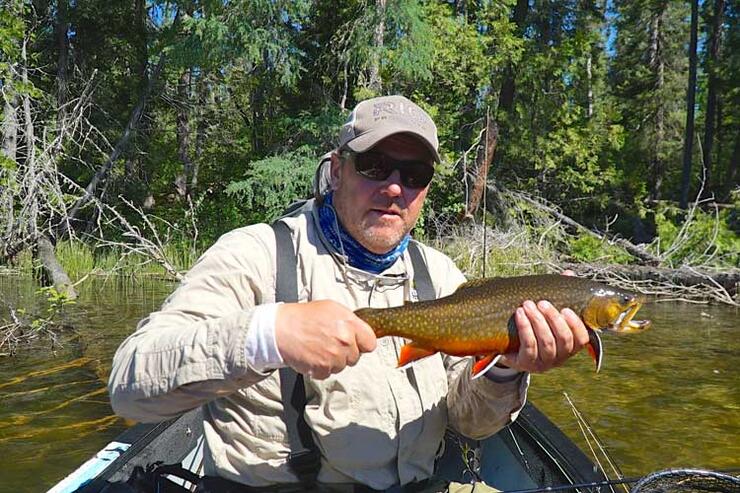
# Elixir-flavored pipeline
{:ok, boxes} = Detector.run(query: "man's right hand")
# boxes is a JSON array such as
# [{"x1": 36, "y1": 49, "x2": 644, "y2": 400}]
[{"x1": 275, "y1": 300, "x2": 377, "y2": 379}]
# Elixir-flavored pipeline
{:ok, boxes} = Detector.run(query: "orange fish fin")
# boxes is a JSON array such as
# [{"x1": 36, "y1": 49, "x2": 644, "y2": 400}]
[
  {"x1": 397, "y1": 343, "x2": 437, "y2": 368},
  {"x1": 586, "y1": 328, "x2": 603, "y2": 373},
  {"x1": 471, "y1": 354, "x2": 502, "y2": 379}
]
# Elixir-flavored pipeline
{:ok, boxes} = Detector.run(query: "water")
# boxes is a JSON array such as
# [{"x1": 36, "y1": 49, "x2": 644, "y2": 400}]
[
  {"x1": 0, "y1": 276, "x2": 737, "y2": 491},
  {"x1": 0, "y1": 276, "x2": 174, "y2": 492},
  {"x1": 529, "y1": 301, "x2": 740, "y2": 478}
]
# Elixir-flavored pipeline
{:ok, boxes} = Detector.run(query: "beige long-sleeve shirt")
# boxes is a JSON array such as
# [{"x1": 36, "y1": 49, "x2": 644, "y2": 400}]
[{"x1": 108, "y1": 202, "x2": 529, "y2": 489}]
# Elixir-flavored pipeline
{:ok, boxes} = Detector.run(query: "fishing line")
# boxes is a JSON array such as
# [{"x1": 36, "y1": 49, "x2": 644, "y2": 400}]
[
  {"x1": 501, "y1": 474, "x2": 640, "y2": 493},
  {"x1": 482, "y1": 106, "x2": 490, "y2": 279},
  {"x1": 564, "y1": 392, "x2": 625, "y2": 493}
]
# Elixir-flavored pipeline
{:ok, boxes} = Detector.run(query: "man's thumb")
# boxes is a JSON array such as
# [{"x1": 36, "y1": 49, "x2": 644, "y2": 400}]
[{"x1": 355, "y1": 322, "x2": 377, "y2": 353}]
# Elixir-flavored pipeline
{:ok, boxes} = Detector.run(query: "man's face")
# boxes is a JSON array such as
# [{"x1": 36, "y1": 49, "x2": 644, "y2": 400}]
[{"x1": 330, "y1": 134, "x2": 433, "y2": 254}]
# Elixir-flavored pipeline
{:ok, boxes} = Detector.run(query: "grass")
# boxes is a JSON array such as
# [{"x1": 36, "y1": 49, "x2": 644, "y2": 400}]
[
  {"x1": 428, "y1": 223, "x2": 561, "y2": 279},
  {"x1": 7, "y1": 240, "x2": 204, "y2": 283}
]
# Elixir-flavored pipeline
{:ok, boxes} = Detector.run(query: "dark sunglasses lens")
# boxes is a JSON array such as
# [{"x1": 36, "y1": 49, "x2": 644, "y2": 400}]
[
  {"x1": 354, "y1": 153, "x2": 392, "y2": 181},
  {"x1": 354, "y1": 153, "x2": 433, "y2": 188},
  {"x1": 402, "y1": 163, "x2": 434, "y2": 188}
]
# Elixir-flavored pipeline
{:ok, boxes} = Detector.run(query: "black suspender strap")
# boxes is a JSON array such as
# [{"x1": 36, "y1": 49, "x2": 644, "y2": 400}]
[
  {"x1": 273, "y1": 221, "x2": 299, "y2": 304},
  {"x1": 408, "y1": 241, "x2": 435, "y2": 302},
  {"x1": 271, "y1": 221, "x2": 321, "y2": 489}
]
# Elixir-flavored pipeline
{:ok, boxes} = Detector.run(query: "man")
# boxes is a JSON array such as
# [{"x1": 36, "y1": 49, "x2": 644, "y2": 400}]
[{"x1": 109, "y1": 95, "x2": 589, "y2": 491}]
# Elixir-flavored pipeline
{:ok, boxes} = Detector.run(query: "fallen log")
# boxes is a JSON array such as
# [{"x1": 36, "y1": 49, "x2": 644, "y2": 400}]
[
  {"x1": 35, "y1": 234, "x2": 77, "y2": 300},
  {"x1": 561, "y1": 262, "x2": 739, "y2": 305},
  {"x1": 498, "y1": 187, "x2": 664, "y2": 266}
]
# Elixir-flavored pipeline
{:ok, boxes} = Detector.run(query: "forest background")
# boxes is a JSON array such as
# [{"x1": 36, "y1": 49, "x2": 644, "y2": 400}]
[{"x1": 0, "y1": 0, "x2": 738, "y2": 316}]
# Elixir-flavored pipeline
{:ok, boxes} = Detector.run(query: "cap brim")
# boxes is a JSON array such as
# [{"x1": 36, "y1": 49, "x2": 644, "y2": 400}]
[{"x1": 345, "y1": 129, "x2": 441, "y2": 163}]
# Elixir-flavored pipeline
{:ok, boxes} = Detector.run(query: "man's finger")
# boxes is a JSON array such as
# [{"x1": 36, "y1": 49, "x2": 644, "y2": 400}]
[
  {"x1": 523, "y1": 300, "x2": 557, "y2": 366},
  {"x1": 537, "y1": 300, "x2": 573, "y2": 362},
  {"x1": 561, "y1": 308, "x2": 590, "y2": 351},
  {"x1": 513, "y1": 306, "x2": 538, "y2": 371}
]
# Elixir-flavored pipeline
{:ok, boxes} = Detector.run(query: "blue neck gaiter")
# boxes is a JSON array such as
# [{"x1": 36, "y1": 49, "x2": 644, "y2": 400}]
[{"x1": 318, "y1": 192, "x2": 410, "y2": 274}]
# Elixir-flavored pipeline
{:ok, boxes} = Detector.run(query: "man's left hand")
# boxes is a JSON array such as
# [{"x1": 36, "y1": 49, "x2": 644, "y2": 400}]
[{"x1": 497, "y1": 270, "x2": 590, "y2": 373}]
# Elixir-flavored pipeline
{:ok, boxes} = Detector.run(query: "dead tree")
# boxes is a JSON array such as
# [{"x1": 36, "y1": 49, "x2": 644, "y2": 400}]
[
  {"x1": 463, "y1": 115, "x2": 499, "y2": 219},
  {"x1": 61, "y1": 51, "x2": 167, "y2": 236}
]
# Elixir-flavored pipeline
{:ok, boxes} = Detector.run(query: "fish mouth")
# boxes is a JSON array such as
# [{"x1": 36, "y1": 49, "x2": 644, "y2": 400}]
[{"x1": 609, "y1": 302, "x2": 651, "y2": 333}]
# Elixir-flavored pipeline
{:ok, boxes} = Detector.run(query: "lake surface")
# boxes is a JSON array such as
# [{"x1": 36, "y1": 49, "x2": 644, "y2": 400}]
[{"x1": 0, "y1": 275, "x2": 737, "y2": 492}]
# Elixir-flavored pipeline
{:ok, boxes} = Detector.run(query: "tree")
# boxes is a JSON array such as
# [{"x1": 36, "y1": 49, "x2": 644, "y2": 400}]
[
  {"x1": 700, "y1": 0, "x2": 726, "y2": 198},
  {"x1": 612, "y1": 0, "x2": 689, "y2": 203},
  {"x1": 679, "y1": 0, "x2": 699, "y2": 209}
]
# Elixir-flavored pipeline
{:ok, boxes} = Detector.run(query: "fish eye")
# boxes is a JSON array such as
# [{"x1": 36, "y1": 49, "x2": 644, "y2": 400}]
[{"x1": 621, "y1": 295, "x2": 632, "y2": 305}]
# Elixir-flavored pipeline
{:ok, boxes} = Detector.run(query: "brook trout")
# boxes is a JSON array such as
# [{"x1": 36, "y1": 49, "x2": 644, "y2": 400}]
[{"x1": 355, "y1": 274, "x2": 651, "y2": 377}]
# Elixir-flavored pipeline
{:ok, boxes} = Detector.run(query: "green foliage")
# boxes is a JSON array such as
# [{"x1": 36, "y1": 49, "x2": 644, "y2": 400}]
[
  {"x1": 651, "y1": 202, "x2": 740, "y2": 268},
  {"x1": 568, "y1": 235, "x2": 633, "y2": 264},
  {"x1": 611, "y1": 0, "x2": 690, "y2": 202},
  {"x1": 225, "y1": 145, "x2": 319, "y2": 223},
  {"x1": 37, "y1": 285, "x2": 76, "y2": 314},
  {"x1": 55, "y1": 239, "x2": 200, "y2": 281},
  {"x1": 2, "y1": 0, "x2": 737, "y2": 283},
  {"x1": 0, "y1": 2, "x2": 24, "y2": 60},
  {"x1": 27, "y1": 285, "x2": 76, "y2": 332}
]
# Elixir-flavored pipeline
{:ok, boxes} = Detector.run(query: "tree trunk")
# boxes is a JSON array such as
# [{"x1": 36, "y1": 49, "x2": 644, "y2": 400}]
[
  {"x1": 497, "y1": 186, "x2": 664, "y2": 266},
  {"x1": 135, "y1": 0, "x2": 148, "y2": 84},
  {"x1": 455, "y1": 0, "x2": 467, "y2": 17},
  {"x1": 648, "y1": 7, "x2": 666, "y2": 201},
  {"x1": 175, "y1": 68, "x2": 193, "y2": 198},
  {"x1": 578, "y1": 0, "x2": 602, "y2": 119},
  {"x1": 21, "y1": 38, "x2": 39, "y2": 234},
  {"x1": 2, "y1": 93, "x2": 18, "y2": 245},
  {"x1": 463, "y1": 117, "x2": 498, "y2": 218},
  {"x1": 680, "y1": 0, "x2": 699, "y2": 209},
  {"x1": 562, "y1": 262, "x2": 739, "y2": 301},
  {"x1": 497, "y1": 0, "x2": 529, "y2": 116},
  {"x1": 2, "y1": 92, "x2": 18, "y2": 161},
  {"x1": 35, "y1": 235, "x2": 77, "y2": 300},
  {"x1": 55, "y1": 0, "x2": 70, "y2": 126},
  {"x1": 192, "y1": 75, "x2": 208, "y2": 193},
  {"x1": 586, "y1": 53, "x2": 593, "y2": 118},
  {"x1": 701, "y1": 0, "x2": 725, "y2": 198},
  {"x1": 367, "y1": 0, "x2": 386, "y2": 94}
]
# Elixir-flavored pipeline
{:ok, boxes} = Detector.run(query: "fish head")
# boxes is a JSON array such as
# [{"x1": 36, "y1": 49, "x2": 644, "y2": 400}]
[{"x1": 582, "y1": 288, "x2": 652, "y2": 334}]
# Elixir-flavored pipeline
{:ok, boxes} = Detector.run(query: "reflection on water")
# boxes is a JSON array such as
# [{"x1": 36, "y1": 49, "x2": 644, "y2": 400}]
[
  {"x1": 0, "y1": 276, "x2": 174, "y2": 492},
  {"x1": 529, "y1": 301, "x2": 740, "y2": 477},
  {"x1": 0, "y1": 276, "x2": 737, "y2": 491}
]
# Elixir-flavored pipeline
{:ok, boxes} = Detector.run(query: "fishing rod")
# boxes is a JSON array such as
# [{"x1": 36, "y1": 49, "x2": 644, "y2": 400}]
[{"x1": 500, "y1": 468, "x2": 740, "y2": 493}]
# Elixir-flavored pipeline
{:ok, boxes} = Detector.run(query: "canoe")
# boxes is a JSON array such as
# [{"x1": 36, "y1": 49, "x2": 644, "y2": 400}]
[{"x1": 48, "y1": 402, "x2": 608, "y2": 493}]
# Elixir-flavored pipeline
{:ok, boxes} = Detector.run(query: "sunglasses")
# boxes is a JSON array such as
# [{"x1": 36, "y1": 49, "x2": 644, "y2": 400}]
[{"x1": 351, "y1": 151, "x2": 435, "y2": 189}]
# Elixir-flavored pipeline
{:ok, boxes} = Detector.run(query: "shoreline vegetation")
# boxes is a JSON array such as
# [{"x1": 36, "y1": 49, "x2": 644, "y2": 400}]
[
  {"x1": 1, "y1": 186, "x2": 737, "y2": 357},
  {"x1": 1, "y1": 1, "x2": 738, "y2": 355}
]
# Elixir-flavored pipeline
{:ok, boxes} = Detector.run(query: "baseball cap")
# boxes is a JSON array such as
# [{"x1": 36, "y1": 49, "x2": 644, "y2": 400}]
[{"x1": 338, "y1": 95, "x2": 441, "y2": 162}]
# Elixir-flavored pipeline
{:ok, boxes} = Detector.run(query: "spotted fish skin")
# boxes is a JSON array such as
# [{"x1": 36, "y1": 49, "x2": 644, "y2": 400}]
[{"x1": 354, "y1": 274, "x2": 646, "y2": 363}]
